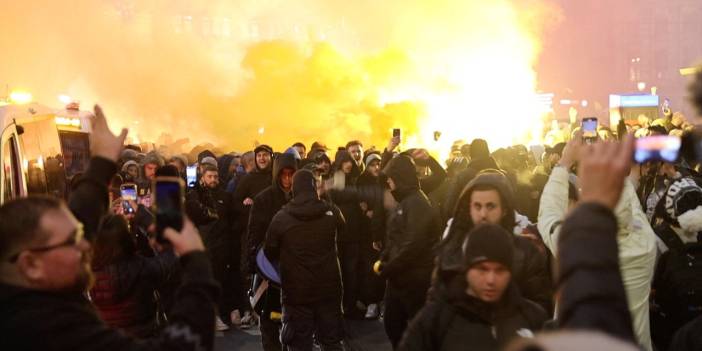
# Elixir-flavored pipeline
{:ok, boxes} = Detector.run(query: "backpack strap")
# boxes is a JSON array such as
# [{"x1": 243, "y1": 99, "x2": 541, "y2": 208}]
[{"x1": 655, "y1": 224, "x2": 685, "y2": 251}]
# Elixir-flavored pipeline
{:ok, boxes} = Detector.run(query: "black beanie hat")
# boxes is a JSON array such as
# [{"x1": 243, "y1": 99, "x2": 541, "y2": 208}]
[{"x1": 463, "y1": 224, "x2": 514, "y2": 271}]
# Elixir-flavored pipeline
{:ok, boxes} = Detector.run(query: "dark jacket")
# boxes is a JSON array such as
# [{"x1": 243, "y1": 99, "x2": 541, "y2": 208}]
[
  {"x1": 1, "y1": 156, "x2": 220, "y2": 351},
  {"x1": 557, "y1": 203, "x2": 636, "y2": 343},
  {"x1": 90, "y1": 251, "x2": 178, "y2": 338},
  {"x1": 232, "y1": 161, "x2": 272, "y2": 236},
  {"x1": 381, "y1": 156, "x2": 441, "y2": 288},
  {"x1": 380, "y1": 150, "x2": 448, "y2": 196},
  {"x1": 264, "y1": 170, "x2": 345, "y2": 305},
  {"x1": 357, "y1": 170, "x2": 386, "y2": 243},
  {"x1": 246, "y1": 153, "x2": 297, "y2": 273},
  {"x1": 435, "y1": 172, "x2": 553, "y2": 312},
  {"x1": 185, "y1": 184, "x2": 235, "y2": 252},
  {"x1": 669, "y1": 314, "x2": 702, "y2": 351},
  {"x1": 331, "y1": 150, "x2": 363, "y2": 243},
  {"x1": 399, "y1": 278, "x2": 547, "y2": 351}
]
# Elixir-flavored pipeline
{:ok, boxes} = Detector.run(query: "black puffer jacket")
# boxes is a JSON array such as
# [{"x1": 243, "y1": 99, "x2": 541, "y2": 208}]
[
  {"x1": 399, "y1": 278, "x2": 547, "y2": 351},
  {"x1": 232, "y1": 158, "x2": 273, "y2": 236},
  {"x1": 185, "y1": 184, "x2": 235, "y2": 252},
  {"x1": 264, "y1": 170, "x2": 345, "y2": 305},
  {"x1": 435, "y1": 172, "x2": 553, "y2": 312},
  {"x1": 381, "y1": 156, "x2": 441, "y2": 288},
  {"x1": 246, "y1": 153, "x2": 297, "y2": 273}
]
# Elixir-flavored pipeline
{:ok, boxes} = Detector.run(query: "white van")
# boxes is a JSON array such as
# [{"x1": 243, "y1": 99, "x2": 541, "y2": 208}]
[{"x1": 0, "y1": 102, "x2": 92, "y2": 204}]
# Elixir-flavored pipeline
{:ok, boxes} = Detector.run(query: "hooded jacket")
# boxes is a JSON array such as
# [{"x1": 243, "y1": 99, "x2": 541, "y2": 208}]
[
  {"x1": 232, "y1": 149, "x2": 273, "y2": 216},
  {"x1": 399, "y1": 277, "x2": 547, "y2": 351},
  {"x1": 538, "y1": 166, "x2": 656, "y2": 350},
  {"x1": 264, "y1": 170, "x2": 345, "y2": 305},
  {"x1": 381, "y1": 156, "x2": 441, "y2": 287},
  {"x1": 246, "y1": 153, "x2": 298, "y2": 273},
  {"x1": 185, "y1": 180, "x2": 236, "y2": 252},
  {"x1": 331, "y1": 150, "x2": 364, "y2": 243},
  {"x1": 437, "y1": 172, "x2": 553, "y2": 312}
]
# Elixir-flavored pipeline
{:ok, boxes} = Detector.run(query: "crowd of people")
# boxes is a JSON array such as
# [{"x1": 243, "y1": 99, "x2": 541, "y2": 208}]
[{"x1": 2, "y1": 71, "x2": 702, "y2": 351}]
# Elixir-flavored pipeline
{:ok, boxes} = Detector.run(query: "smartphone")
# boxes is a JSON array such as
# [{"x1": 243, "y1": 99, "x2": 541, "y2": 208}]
[
  {"x1": 120, "y1": 183, "x2": 137, "y2": 214},
  {"x1": 186, "y1": 165, "x2": 197, "y2": 189},
  {"x1": 582, "y1": 117, "x2": 598, "y2": 142},
  {"x1": 634, "y1": 135, "x2": 681, "y2": 163},
  {"x1": 152, "y1": 177, "x2": 185, "y2": 243},
  {"x1": 393, "y1": 128, "x2": 401, "y2": 138}
]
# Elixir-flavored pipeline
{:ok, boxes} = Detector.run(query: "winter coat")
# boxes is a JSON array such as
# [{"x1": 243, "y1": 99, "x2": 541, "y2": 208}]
[
  {"x1": 232, "y1": 162, "x2": 273, "y2": 237},
  {"x1": 381, "y1": 156, "x2": 442, "y2": 290},
  {"x1": 669, "y1": 314, "x2": 702, "y2": 351},
  {"x1": 399, "y1": 279, "x2": 547, "y2": 351},
  {"x1": 437, "y1": 173, "x2": 553, "y2": 313},
  {"x1": 538, "y1": 166, "x2": 656, "y2": 350},
  {"x1": 90, "y1": 252, "x2": 178, "y2": 338},
  {"x1": 246, "y1": 153, "x2": 297, "y2": 273},
  {"x1": 185, "y1": 184, "x2": 235, "y2": 253},
  {"x1": 264, "y1": 171, "x2": 345, "y2": 305}
]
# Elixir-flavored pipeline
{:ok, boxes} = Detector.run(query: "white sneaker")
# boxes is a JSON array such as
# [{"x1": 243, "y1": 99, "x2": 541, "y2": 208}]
[
  {"x1": 365, "y1": 304, "x2": 379, "y2": 319},
  {"x1": 215, "y1": 316, "x2": 230, "y2": 331},
  {"x1": 239, "y1": 311, "x2": 258, "y2": 330}
]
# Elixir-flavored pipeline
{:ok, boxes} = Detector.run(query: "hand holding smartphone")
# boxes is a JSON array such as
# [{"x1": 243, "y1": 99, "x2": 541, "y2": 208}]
[
  {"x1": 120, "y1": 183, "x2": 137, "y2": 214},
  {"x1": 634, "y1": 135, "x2": 681, "y2": 163},
  {"x1": 152, "y1": 177, "x2": 185, "y2": 244},
  {"x1": 582, "y1": 117, "x2": 598, "y2": 144}
]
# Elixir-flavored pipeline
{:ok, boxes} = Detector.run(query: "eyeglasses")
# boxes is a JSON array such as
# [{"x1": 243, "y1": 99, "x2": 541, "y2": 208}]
[{"x1": 8, "y1": 224, "x2": 85, "y2": 263}]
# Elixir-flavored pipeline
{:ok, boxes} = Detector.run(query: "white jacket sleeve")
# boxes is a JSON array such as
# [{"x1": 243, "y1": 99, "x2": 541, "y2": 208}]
[{"x1": 537, "y1": 166, "x2": 570, "y2": 255}]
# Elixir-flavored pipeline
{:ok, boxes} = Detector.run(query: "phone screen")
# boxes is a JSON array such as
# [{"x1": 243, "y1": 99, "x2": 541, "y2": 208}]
[
  {"x1": 154, "y1": 178, "x2": 184, "y2": 242},
  {"x1": 634, "y1": 135, "x2": 681, "y2": 163},
  {"x1": 120, "y1": 184, "x2": 138, "y2": 201},
  {"x1": 186, "y1": 165, "x2": 197, "y2": 188},
  {"x1": 582, "y1": 118, "x2": 598, "y2": 139}
]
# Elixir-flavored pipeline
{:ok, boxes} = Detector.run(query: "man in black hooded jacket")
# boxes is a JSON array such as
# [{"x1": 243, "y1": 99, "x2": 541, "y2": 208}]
[
  {"x1": 376, "y1": 155, "x2": 442, "y2": 349},
  {"x1": 247, "y1": 152, "x2": 297, "y2": 351},
  {"x1": 443, "y1": 138, "x2": 499, "y2": 217},
  {"x1": 264, "y1": 169, "x2": 346, "y2": 351},
  {"x1": 435, "y1": 171, "x2": 553, "y2": 313}
]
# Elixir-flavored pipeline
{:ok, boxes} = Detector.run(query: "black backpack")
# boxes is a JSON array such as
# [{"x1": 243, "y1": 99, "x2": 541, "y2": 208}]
[{"x1": 654, "y1": 225, "x2": 702, "y2": 322}]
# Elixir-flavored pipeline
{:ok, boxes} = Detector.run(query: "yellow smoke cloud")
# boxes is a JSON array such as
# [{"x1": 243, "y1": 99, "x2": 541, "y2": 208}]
[{"x1": 0, "y1": 0, "x2": 561, "y2": 158}]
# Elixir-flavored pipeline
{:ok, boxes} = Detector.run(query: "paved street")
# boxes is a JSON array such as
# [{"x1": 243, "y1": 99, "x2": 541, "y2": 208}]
[{"x1": 215, "y1": 319, "x2": 393, "y2": 351}]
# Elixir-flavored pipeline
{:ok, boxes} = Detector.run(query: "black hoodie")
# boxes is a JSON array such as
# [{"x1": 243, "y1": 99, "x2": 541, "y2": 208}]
[
  {"x1": 434, "y1": 172, "x2": 553, "y2": 312},
  {"x1": 381, "y1": 156, "x2": 442, "y2": 288},
  {"x1": 245, "y1": 153, "x2": 297, "y2": 273},
  {"x1": 264, "y1": 170, "x2": 345, "y2": 305}
]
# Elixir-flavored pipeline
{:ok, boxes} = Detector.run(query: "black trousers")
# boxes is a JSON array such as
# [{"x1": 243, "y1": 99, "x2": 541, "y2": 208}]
[
  {"x1": 260, "y1": 311, "x2": 282, "y2": 351},
  {"x1": 337, "y1": 241, "x2": 360, "y2": 314},
  {"x1": 383, "y1": 280, "x2": 430, "y2": 349},
  {"x1": 281, "y1": 298, "x2": 344, "y2": 351}
]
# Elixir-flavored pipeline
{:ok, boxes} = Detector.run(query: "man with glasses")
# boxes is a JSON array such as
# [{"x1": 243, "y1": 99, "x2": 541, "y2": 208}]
[{"x1": 0, "y1": 105, "x2": 219, "y2": 351}]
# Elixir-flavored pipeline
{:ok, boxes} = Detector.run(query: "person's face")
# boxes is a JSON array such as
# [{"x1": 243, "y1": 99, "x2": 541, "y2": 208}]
[
  {"x1": 294, "y1": 146, "x2": 306, "y2": 160},
  {"x1": 279, "y1": 168, "x2": 294, "y2": 192},
  {"x1": 466, "y1": 261, "x2": 511, "y2": 303},
  {"x1": 144, "y1": 163, "x2": 158, "y2": 180},
  {"x1": 201, "y1": 171, "x2": 219, "y2": 189},
  {"x1": 368, "y1": 160, "x2": 381, "y2": 177},
  {"x1": 319, "y1": 160, "x2": 331, "y2": 175},
  {"x1": 341, "y1": 161, "x2": 353, "y2": 174},
  {"x1": 256, "y1": 152, "x2": 271, "y2": 170},
  {"x1": 348, "y1": 145, "x2": 363, "y2": 162},
  {"x1": 126, "y1": 165, "x2": 139, "y2": 179},
  {"x1": 469, "y1": 189, "x2": 505, "y2": 226},
  {"x1": 15, "y1": 208, "x2": 92, "y2": 293}
]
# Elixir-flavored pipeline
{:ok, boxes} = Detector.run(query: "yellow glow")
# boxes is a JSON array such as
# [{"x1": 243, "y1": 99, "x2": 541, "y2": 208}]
[
  {"x1": 9, "y1": 91, "x2": 33, "y2": 104},
  {"x1": 58, "y1": 94, "x2": 72, "y2": 104},
  {"x1": 55, "y1": 116, "x2": 81, "y2": 128}
]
